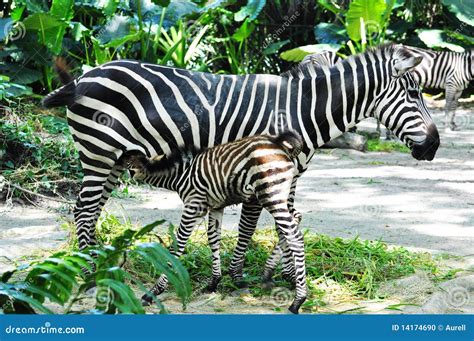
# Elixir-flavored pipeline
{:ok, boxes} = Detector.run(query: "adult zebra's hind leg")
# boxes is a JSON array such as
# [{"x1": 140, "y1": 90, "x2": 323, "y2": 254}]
[{"x1": 206, "y1": 208, "x2": 224, "y2": 292}]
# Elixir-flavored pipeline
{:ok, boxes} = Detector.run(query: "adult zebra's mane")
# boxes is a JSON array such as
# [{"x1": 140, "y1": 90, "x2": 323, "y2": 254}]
[{"x1": 280, "y1": 43, "x2": 410, "y2": 79}]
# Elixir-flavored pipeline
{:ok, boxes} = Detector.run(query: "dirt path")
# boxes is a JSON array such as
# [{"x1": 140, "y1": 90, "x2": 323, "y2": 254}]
[{"x1": 1, "y1": 98, "x2": 473, "y2": 314}]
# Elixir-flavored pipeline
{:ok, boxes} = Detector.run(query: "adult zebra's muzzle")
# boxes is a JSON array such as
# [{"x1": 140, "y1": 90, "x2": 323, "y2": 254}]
[{"x1": 411, "y1": 123, "x2": 440, "y2": 161}]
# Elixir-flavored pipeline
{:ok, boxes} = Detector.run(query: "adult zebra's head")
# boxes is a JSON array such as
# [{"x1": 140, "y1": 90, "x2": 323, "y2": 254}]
[{"x1": 374, "y1": 46, "x2": 439, "y2": 161}]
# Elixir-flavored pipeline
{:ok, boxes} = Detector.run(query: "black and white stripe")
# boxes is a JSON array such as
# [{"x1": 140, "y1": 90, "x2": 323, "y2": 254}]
[
  {"x1": 122, "y1": 131, "x2": 306, "y2": 313},
  {"x1": 42, "y1": 44, "x2": 439, "y2": 293}
]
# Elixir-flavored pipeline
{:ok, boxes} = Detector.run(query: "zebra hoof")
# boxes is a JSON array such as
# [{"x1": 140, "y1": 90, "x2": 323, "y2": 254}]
[
  {"x1": 288, "y1": 296, "x2": 306, "y2": 315},
  {"x1": 261, "y1": 280, "x2": 274, "y2": 291},
  {"x1": 206, "y1": 277, "x2": 221, "y2": 293},
  {"x1": 141, "y1": 293, "x2": 154, "y2": 306}
]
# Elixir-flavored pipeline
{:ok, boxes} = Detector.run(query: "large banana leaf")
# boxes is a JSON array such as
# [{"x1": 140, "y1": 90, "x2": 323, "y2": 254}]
[{"x1": 345, "y1": 0, "x2": 386, "y2": 42}]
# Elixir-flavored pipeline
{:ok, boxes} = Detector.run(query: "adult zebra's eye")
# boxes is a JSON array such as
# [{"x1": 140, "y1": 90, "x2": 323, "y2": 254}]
[{"x1": 407, "y1": 89, "x2": 419, "y2": 97}]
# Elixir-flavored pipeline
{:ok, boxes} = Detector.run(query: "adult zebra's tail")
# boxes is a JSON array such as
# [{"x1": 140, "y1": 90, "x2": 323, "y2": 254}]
[
  {"x1": 272, "y1": 131, "x2": 303, "y2": 158},
  {"x1": 42, "y1": 58, "x2": 77, "y2": 108}
]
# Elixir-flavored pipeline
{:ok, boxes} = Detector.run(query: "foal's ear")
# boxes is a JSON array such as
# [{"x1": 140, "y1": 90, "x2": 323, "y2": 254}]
[{"x1": 393, "y1": 56, "x2": 423, "y2": 77}]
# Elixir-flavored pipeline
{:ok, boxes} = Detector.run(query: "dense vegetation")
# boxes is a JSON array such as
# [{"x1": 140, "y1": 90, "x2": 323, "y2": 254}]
[
  {"x1": 0, "y1": 0, "x2": 471, "y2": 314},
  {"x1": 0, "y1": 0, "x2": 472, "y2": 98},
  {"x1": 2, "y1": 213, "x2": 444, "y2": 314}
]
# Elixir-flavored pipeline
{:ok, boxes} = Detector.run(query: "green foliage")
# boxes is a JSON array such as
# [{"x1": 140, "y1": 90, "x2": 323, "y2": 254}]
[
  {"x1": 280, "y1": 44, "x2": 340, "y2": 62},
  {"x1": 139, "y1": 228, "x2": 439, "y2": 308},
  {"x1": 345, "y1": 0, "x2": 387, "y2": 42},
  {"x1": 367, "y1": 138, "x2": 410, "y2": 153},
  {"x1": 234, "y1": 0, "x2": 266, "y2": 22},
  {"x1": 417, "y1": 29, "x2": 467, "y2": 52},
  {"x1": 0, "y1": 219, "x2": 191, "y2": 314},
  {"x1": 442, "y1": 0, "x2": 474, "y2": 26},
  {"x1": 0, "y1": 100, "x2": 81, "y2": 197}
]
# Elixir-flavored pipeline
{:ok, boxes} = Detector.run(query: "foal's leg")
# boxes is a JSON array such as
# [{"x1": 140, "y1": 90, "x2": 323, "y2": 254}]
[
  {"x1": 228, "y1": 202, "x2": 262, "y2": 287},
  {"x1": 265, "y1": 203, "x2": 307, "y2": 314},
  {"x1": 206, "y1": 208, "x2": 224, "y2": 292},
  {"x1": 262, "y1": 176, "x2": 302, "y2": 284},
  {"x1": 142, "y1": 201, "x2": 207, "y2": 304}
]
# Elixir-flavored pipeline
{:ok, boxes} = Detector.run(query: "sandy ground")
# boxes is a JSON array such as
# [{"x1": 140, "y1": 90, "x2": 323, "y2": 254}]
[{"x1": 1, "y1": 98, "x2": 473, "y2": 314}]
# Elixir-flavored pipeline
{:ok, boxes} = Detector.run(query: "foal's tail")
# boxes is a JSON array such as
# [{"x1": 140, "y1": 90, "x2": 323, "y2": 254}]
[
  {"x1": 273, "y1": 130, "x2": 304, "y2": 158},
  {"x1": 42, "y1": 58, "x2": 77, "y2": 108}
]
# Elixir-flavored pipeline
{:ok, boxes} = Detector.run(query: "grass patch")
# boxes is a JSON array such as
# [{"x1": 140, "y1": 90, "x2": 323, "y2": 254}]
[
  {"x1": 0, "y1": 100, "x2": 81, "y2": 199},
  {"x1": 61, "y1": 213, "x2": 440, "y2": 312},
  {"x1": 367, "y1": 138, "x2": 410, "y2": 153}
]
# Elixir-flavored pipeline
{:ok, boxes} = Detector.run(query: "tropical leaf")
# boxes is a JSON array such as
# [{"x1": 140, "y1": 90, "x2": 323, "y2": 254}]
[
  {"x1": 442, "y1": 0, "x2": 474, "y2": 26},
  {"x1": 280, "y1": 44, "x2": 341, "y2": 62},
  {"x1": 23, "y1": 13, "x2": 62, "y2": 30},
  {"x1": 134, "y1": 219, "x2": 166, "y2": 240},
  {"x1": 232, "y1": 19, "x2": 255, "y2": 42},
  {"x1": 234, "y1": 0, "x2": 266, "y2": 22},
  {"x1": 345, "y1": 0, "x2": 387, "y2": 42},
  {"x1": 417, "y1": 29, "x2": 465, "y2": 52},
  {"x1": 0, "y1": 18, "x2": 13, "y2": 41},
  {"x1": 98, "y1": 278, "x2": 145, "y2": 314},
  {"x1": 318, "y1": 0, "x2": 341, "y2": 15},
  {"x1": 263, "y1": 39, "x2": 290, "y2": 55},
  {"x1": 151, "y1": 0, "x2": 171, "y2": 6},
  {"x1": 314, "y1": 22, "x2": 348, "y2": 44}
]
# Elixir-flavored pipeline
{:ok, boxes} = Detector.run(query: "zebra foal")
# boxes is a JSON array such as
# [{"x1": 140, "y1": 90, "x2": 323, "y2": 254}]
[{"x1": 122, "y1": 131, "x2": 307, "y2": 314}]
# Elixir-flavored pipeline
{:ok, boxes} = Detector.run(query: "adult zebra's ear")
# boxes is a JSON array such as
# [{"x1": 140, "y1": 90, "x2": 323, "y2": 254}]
[{"x1": 393, "y1": 56, "x2": 423, "y2": 77}]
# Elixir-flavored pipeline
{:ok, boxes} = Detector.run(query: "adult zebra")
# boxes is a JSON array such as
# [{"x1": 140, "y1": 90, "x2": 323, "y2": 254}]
[
  {"x1": 407, "y1": 47, "x2": 473, "y2": 130},
  {"x1": 43, "y1": 44, "x2": 440, "y2": 302}
]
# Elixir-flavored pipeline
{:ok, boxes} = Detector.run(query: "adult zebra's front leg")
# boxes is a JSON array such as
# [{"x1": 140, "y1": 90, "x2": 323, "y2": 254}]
[{"x1": 142, "y1": 201, "x2": 207, "y2": 305}]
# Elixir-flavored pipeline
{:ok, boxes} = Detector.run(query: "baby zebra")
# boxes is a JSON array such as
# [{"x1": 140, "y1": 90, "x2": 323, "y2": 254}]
[{"x1": 122, "y1": 131, "x2": 306, "y2": 313}]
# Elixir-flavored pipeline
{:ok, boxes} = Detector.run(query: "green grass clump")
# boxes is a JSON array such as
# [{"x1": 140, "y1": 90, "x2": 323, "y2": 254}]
[
  {"x1": 367, "y1": 138, "x2": 410, "y2": 153},
  {"x1": 0, "y1": 100, "x2": 81, "y2": 197},
  {"x1": 59, "y1": 214, "x2": 439, "y2": 312}
]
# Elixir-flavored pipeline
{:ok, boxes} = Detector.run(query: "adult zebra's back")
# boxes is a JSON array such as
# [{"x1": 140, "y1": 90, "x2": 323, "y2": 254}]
[
  {"x1": 43, "y1": 44, "x2": 439, "y2": 256},
  {"x1": 406, "y1": 46, "x2": 473, "y2": 130}
]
